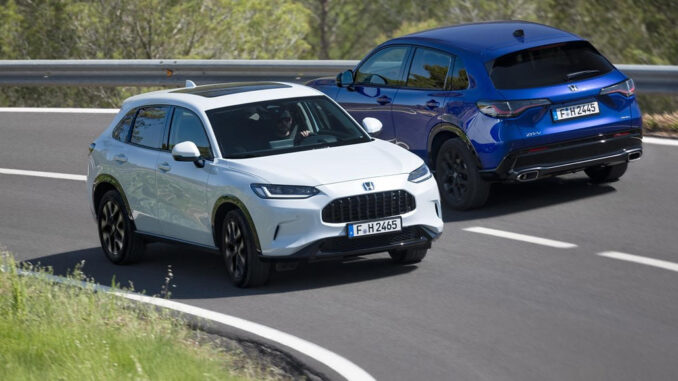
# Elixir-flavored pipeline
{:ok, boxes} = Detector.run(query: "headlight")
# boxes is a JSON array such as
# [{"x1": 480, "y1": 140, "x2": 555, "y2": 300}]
[
  {"x1": 408, "y1": 164, "x2": 432, "y2": 183},
  {"x1": 251, "y1": 184, "x2": 319, "y2": 199}
]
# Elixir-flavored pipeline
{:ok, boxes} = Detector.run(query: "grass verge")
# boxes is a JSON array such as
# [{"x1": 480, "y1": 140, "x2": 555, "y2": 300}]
[
  {"x1": 643, "y1": 111, "x2": 678, "y2": 137},
  {"x1": 0, "y1": 251, "x2": 283, "y2": 381}
]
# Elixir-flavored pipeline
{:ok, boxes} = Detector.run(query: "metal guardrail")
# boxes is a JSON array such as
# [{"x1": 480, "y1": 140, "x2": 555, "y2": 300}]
[
  {"x1": 0, "y1": 60, "x2": 676, "y2": 93},
  {"x1": 0, "y1": 60, "x2": 358, "y2": 87}
]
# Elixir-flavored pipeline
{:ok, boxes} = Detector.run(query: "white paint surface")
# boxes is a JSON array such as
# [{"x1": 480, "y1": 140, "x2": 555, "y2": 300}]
[
  {"x1": 0, "y1": 168, "x2": 86, "y2": 181},
  {"x1": 464, "y1": 227, "x2": 578, "y2": 249},
  {"x1": 598, "y1": 251, "x2": 678, "y2": 273}
]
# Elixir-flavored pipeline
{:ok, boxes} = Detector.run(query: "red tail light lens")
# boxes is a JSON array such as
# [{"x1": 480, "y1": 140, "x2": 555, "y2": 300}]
[
  {"x1": 600, "y1": 79, "x2": 635, "y2": 97},
  {"x1": 477, "y1": 99, "x2": 551, "y2": 118}
]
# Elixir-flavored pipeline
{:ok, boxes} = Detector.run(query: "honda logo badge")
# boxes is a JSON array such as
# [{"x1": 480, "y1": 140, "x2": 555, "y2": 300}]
[
  {"x1": 568, "y1": 84, "x2": 578, "y2": 92},
  {"x1": 362, "y1": 182, "x2": 375, "y2": 191}
]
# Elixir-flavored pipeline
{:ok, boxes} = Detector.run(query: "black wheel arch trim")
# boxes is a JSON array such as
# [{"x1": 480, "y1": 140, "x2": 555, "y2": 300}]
[
  {"x1": 427, "y1": 123, "x2": 482, "y2": 169},
  {"x1": 211, "y1": 196, "x2": 262, "y2": 253},
  {"x1": 93, "y1": 174, "x2": 133, "y2": 220}
]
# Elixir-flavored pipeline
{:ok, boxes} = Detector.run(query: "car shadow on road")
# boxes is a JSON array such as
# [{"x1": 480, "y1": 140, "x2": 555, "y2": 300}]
[
  {"x1": 442, "y1": 175, "x2": 617, "y2": 222},
  {"x1": 23, "y1": 244, "x2": 416, "y2": 299}
]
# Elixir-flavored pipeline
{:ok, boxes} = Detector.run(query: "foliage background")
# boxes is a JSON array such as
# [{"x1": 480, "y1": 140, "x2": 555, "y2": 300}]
[{"x1": 0, "y1": 0, "x2": 677, "y2": 109}]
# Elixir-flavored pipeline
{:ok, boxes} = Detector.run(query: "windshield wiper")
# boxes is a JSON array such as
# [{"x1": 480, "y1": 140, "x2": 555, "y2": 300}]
[
  {"x1": 225, "y1": 152, "x2": 259, "y2": 159},
  {"x1": 565, "y1": 69, "x2": 600, "y2": 80}
]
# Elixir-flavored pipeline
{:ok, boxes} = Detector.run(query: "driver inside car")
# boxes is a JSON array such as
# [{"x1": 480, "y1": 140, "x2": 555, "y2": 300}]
[{"x1": 271, "y1": 109, "x2": 312, "y2": 141}]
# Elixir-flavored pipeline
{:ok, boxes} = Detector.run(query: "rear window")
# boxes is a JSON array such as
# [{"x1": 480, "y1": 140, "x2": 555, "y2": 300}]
[{"x1": 488, "y1": 41, "x2": 614, "y2": 89}]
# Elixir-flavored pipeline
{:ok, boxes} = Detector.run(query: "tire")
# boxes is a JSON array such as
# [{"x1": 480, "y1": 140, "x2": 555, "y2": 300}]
[
  {"x1": 585, "y1": 162, "x2": 628, "y2": 184},
  {"x1": 435, "y1": 139, "x2": 490, "y2": 210},
  {"x1": 221, "y1": 210, "x2": 271, "y2": 288},
  {"x1": 97, "y1": 190, "x2": 145, "y2": 264},
  {"x1": 388, "y1": 247, "x2": 428, "y2": 264}
]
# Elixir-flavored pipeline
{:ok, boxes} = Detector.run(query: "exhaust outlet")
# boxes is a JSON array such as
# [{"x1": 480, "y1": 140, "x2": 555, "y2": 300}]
[
  {"x1": 628, "y1": 151, "x2": 642, "y2": 161},
  {"x1": 516, "y1": 170, "x2": 539, "y2": 182}
]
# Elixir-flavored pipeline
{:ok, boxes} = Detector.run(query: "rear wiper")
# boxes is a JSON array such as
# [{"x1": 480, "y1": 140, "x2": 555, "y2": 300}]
[{"x1": 565, "y1": 69, "x2": 600, "y2": 80}]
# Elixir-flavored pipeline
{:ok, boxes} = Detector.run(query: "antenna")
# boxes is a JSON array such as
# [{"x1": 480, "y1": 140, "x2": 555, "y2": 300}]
[
  {"x1": 513, "y1": 29, "x2": 524, "y2": 38},
  {"x1": 185, "y1": 80, "x2": 197, "y2": 88}
]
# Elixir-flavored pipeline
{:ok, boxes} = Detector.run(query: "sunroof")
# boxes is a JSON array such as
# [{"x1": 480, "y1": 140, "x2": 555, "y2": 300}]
[{"x1": 172, "y1": 82, "x2": 291, "y2": 98}]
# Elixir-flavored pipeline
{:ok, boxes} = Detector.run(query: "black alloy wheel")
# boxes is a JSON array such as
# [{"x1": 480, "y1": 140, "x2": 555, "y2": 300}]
[
  {"x1": 97, "y1": 190, "x2": 144, "y2": 264},
  {"x1": 435, "y1": 139, "x2": 490, "y2": 210},
  {"x1": 221, "y1": 210, "x2": 270, "y2": 288}
]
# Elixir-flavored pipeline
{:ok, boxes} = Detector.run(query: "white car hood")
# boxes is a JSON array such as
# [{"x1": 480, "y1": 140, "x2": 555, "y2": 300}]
[{"x1": 224, "y1": 139, "x2": 422, "y2": 186}]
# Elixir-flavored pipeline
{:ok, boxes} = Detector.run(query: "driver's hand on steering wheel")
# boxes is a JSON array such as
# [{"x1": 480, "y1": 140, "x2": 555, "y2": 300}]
[{"x1": 300, "y1": 130, "x2": 312, "y2": 137}]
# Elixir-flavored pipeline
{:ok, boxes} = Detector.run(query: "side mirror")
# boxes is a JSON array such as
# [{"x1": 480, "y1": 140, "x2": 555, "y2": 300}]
[
  {"x1": 172, "y1": 141, "x2": 203, "y2": 167},
  {"x1": 336, "y1": 69, "x2": 354, "y2": 88},
  {"x1": 362, "y1": 117, "x2": 382, "y2": 136}
]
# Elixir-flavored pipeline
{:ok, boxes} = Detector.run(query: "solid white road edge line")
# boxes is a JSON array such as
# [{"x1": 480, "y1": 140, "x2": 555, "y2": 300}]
[
  {"x1": 0, "y1": 107, "x2": 119, "y2": 113},
  {"x1": 0, "y1": 168, "x2": 86, "y2": 182},
  {"x1": 12, "y1": 269, "x2": 376, "y2": 381},
  {"x1": 597, "y1": 251, "x2": 678, "y2": 273},
  {"x1": 643, "y1": 137, "x2": 678, "y2": 147},
  {"x1": 464, "y1": 227, "x2": 578, "y2": 249}
]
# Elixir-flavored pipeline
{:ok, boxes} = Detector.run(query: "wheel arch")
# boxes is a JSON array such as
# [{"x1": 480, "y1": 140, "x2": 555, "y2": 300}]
[
  {"x1": 93, "y1": 174, "x2": 133, "y2": 221},
  {"x1": 427, "y1": 123, "x2": 482, "y2": 170},
  {"x1": 211, "y1": 196, "x2": 262, "y2": 253}
]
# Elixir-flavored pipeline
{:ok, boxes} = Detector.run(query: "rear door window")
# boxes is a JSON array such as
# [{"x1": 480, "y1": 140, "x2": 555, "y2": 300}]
[
  {"x1": 355, "y1": 46, "x2": 409, "y2": 87},
  {"x1": 406, "y1": 48, "x2": 452, "y2": 90},
  {"x1": 130, "y1": 106, "x2": 171, "y2": 149},
  {"x1": 488, "y1": 41, "x2": 614, "y2": 89}
]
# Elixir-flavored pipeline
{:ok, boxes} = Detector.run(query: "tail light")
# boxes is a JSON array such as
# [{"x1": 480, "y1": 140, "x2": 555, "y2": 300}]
[
  {"x1": 477, "y1": 99, "x2": 551, "y2": 118},
  {"x1": 600, "y1": 79, "x2": 635, "y2": 97}
]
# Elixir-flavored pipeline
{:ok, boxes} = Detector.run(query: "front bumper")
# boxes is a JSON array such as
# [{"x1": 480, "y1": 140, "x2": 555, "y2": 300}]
[
  {"x1": 479, "y1": 131, "x2": 642, "y2": 182},
  {"x1": 247, "y1": 174, "x2": 444, "y2": 258},
  {"x1": 261, "y1": 225, "x2": 441, "y2": 262}
]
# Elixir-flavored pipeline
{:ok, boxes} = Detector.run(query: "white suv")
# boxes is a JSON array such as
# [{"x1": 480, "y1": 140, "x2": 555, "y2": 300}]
[{"x1": 87, "y1": 82, "x2": 443, "y2": 287}]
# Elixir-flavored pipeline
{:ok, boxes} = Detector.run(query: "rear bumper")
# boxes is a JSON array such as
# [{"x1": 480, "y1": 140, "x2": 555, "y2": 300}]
[
  {"x1": 260, "y1": 225, "x2": 440, "y2": 262},
  {"x1": 480, "y1": 131, "x2": 642, "y2": 182}
]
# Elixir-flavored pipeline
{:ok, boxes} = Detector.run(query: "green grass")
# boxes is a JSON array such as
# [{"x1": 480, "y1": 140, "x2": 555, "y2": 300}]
[{"x1": 0, "y1": 253, "x2": 251, "y2": 381}]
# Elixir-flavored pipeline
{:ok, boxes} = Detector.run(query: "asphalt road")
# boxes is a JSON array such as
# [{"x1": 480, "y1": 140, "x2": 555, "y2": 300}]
[{"x1": 2, "y1": 111, "x2": 678, "y2": 380}]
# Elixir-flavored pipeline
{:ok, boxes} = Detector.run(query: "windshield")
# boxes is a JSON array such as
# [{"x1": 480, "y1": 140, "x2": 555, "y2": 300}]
[
  {"x1": 206, "y1": 96, "x2": 371, "y2": 158},
  {"x1": 488, "y1": 41, "x2": 615, "y2": 89}
]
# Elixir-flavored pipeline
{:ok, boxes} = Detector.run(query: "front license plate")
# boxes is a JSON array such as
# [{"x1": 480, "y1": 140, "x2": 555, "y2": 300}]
[
  {"x1": 347, "y1": 217, "x2": 402, "y2": 238},
  {"x1": 552, "y1": 101, "x2": 599, "y2": 121}
]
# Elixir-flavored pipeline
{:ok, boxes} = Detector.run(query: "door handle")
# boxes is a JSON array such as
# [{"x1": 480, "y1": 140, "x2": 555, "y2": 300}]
[
  {"x1": 158, "y1": 162, "x2": 171, "y2": 172},
  {"x1": 113, "y1": 154, "x2": 127, "y2": 164},
  {"x1": 426, "y1": 100, "x2": 440, "y2": 109},
  {"x1": 376, "y1": 96, "x2": 391, "y2": 105}
]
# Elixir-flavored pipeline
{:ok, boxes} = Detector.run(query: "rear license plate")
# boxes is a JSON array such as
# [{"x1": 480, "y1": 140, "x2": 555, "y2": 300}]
[
  {"x1": 347, "y1": 217, "x2": 402, "y2": 238},
  {"x1": 552, "y1": 101, "x2": 599, "y2": 121}
]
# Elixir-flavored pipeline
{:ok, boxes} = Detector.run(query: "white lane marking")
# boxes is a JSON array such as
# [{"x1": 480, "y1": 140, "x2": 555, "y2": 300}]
[
  {"x1": 0, "y1": 168, "x2": 86, "y2": 182},
  {"x1": 643, "y1": 137, "x2": 678, "y2": 147},
  {"x1": 12, "y1": 269, "x2": 375, "y2": 381},
  {"x1": 598, "y1": 251, "x2": 678, "y2": 273},
  {"x1": 0, "y1": 107, "x2": 119, "y2": 114},
  {"x1": 463, "y1": 226, "x2": 578, "y2": 249}
]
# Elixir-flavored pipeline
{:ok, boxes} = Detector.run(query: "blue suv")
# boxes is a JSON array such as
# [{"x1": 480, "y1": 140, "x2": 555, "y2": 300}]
[{"x1": 308, "y1": 21, "x2": 642, "y2": 209}]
